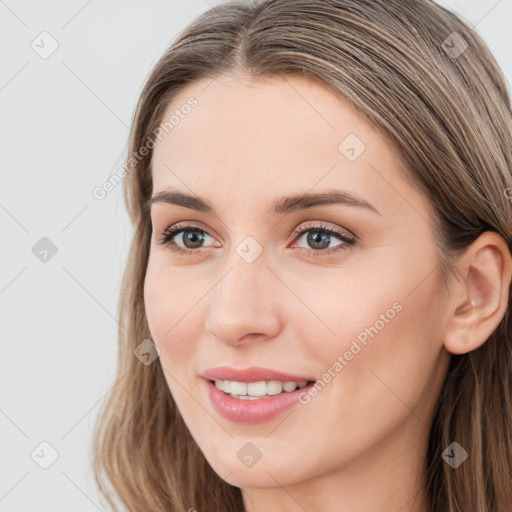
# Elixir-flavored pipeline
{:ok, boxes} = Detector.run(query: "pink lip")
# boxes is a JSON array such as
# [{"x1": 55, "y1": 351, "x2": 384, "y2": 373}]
[
  {"x1": 201, "y1": 366, "x2": 316, "y2": 383},
  {"x1": 201, "y1": 366, "x2": 317, "y2": 423},
  {"x1": 204, "y1": 379, "x2": 316, "y2": 423}
]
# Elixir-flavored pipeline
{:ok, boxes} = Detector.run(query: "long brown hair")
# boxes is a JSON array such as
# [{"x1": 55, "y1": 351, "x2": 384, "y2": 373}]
[{"x1": 91, "y1": 1, "x2": 512, "y2": 510}]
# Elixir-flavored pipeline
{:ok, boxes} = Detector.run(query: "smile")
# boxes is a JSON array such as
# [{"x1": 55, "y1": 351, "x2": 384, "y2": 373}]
[{"x1": 204, "y1": 378, "x2": 316, "y2": 422}]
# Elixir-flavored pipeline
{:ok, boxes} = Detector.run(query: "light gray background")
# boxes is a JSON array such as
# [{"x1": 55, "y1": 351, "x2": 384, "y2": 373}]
[{"x1": 1, "y1": 1, "x2": 510, "y2": 510}]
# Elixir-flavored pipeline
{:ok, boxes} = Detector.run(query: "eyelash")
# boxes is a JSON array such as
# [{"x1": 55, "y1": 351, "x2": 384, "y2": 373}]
[{"x1": 157, "y1": 222, "x2": 356, "y2": 258}]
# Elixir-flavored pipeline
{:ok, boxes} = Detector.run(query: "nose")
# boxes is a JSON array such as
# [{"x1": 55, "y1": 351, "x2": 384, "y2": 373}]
[{"x1": 204, "y1": 252, "x2": 283, "y2": 347}]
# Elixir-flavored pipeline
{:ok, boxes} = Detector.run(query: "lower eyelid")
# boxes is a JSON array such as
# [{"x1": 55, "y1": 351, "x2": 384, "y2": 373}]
[{"x1": 160, "y1": 224, "x2": 355, "y2": 253}]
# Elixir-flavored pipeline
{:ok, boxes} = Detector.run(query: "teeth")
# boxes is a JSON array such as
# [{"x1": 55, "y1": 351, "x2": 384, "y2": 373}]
[
  {"x1": 267, "y1": 381, "x2": 283, "y2": 395},
  {"x1": 248, "y1": 381, "x2": 268, "y2": 396},
  {"x1": 283, "y1": 381, "x2": 299, "y2": 392},
  {"x1": 230, "y1": 381, "x2": 247, "y2": 395},
  {"x1": 214, "y1": 379, "x2": 308, "y2": 397}
]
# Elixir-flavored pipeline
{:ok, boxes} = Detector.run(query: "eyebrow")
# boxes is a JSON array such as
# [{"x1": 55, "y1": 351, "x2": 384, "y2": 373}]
[{"x1": 149, "y1": 189, "x2": 381, "y2": 216}]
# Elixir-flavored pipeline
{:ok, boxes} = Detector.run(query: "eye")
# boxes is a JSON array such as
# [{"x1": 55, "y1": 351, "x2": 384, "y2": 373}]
[
  {"x1": 158, "y1": 222, "x2": 356, "y2": 257},
  {"x1": 290, "y1": 222, "x2": 356, "y2": 257},
  {"x1": 158, "y1": 223, "x2": 217, "y2": 255}
]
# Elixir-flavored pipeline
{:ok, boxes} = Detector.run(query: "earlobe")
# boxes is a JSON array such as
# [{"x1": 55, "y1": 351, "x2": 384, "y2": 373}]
[{"x1": 443, "y1": 233, "x2": 512, "y2": 355}]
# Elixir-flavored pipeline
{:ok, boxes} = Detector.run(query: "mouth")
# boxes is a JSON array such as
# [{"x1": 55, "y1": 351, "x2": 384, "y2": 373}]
[{"x1": 204, "y1": 377, "x2": 317, "y2": 423}]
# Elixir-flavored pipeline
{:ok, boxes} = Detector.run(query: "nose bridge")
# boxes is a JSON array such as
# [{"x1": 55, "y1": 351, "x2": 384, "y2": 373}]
[{"x1": 204, "y1": 247, "x2": 281, "y2": 345}]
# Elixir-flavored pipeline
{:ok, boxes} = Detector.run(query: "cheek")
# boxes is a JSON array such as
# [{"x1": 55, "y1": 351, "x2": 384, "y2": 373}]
[
  {"x1": 323, "y1": 276, "x2": 444, "y2": 424},
  {"x1": 143, "y1": 258, "x2": 204, "y2": 363},
  {"x1": 144, "y1": 265, "x2": 206, "y2": 415},
  {"x1": 285, "y1": 263, "x2": 405, "y2": 353},
  {"x1": 302, "y1": 255, "x2": 442, "y2": 396}
]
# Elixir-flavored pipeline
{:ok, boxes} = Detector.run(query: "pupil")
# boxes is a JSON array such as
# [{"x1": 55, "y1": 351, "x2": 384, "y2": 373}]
[
  {"x1": 184, "y1": 231, "x2": 204, "y2": 248},
  {"x1": 308, "y1": 231, "x2": 330, "y2": 249}
]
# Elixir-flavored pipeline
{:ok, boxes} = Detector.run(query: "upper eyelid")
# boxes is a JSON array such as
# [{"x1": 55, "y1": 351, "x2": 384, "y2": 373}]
[
  {"x1": 164, "y1": 220, "x2": 349, "y2": 235},
  {"x1": 293, "y1": 221, "x2": 353, "y2": 235},
  {"x1": 162, "y1": 221, "x2": 354, "y2": 246}
]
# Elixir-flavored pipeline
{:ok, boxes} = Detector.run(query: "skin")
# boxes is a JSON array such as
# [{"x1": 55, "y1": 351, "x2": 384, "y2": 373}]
[{"x1": 144, "y1": 73, "x2": 512, "y2": 512}]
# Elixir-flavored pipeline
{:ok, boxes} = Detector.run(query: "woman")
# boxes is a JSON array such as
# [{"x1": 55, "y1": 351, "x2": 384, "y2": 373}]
[{"x1": 92, "y1": 1, "x2": 512, "y2": 510}]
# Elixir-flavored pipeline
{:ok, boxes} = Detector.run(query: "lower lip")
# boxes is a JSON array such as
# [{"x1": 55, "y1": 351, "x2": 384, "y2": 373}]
[{"x1": 205, "y1": 378, "x2": 315, "y2": 423}]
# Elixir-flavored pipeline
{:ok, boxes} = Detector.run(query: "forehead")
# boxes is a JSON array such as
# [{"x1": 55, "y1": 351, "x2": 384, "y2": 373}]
[
  {"x1": 150, "y1": 74, "x2": 420, "y2": 220},
  {"x1": 152, "y1": 74, "x2": 373, "y2": 167}
]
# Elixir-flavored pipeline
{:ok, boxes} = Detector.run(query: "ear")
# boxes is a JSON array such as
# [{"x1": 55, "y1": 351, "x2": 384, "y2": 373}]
[{"x1": 443, "y1": 231, "x2": 512, "y2": 355}]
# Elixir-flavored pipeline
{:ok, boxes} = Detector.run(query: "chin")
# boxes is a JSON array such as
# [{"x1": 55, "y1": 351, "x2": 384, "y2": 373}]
[
  {"x1": 203, "y1": 448, "x2": 309, "y2": 489},
  {"x1": 215, "y1": 465, "x2": 292, "y2": 489}
]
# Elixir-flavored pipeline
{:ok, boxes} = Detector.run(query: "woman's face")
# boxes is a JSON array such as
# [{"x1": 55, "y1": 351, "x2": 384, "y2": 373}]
[{"x1": 145, "y1": 74, "x2": 452, "y2": 493}]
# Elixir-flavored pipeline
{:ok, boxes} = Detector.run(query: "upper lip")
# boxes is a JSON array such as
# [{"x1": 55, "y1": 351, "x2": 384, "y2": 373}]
[{"x1": 201, "y1": 366, "x2": 316, "y2": 383}]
